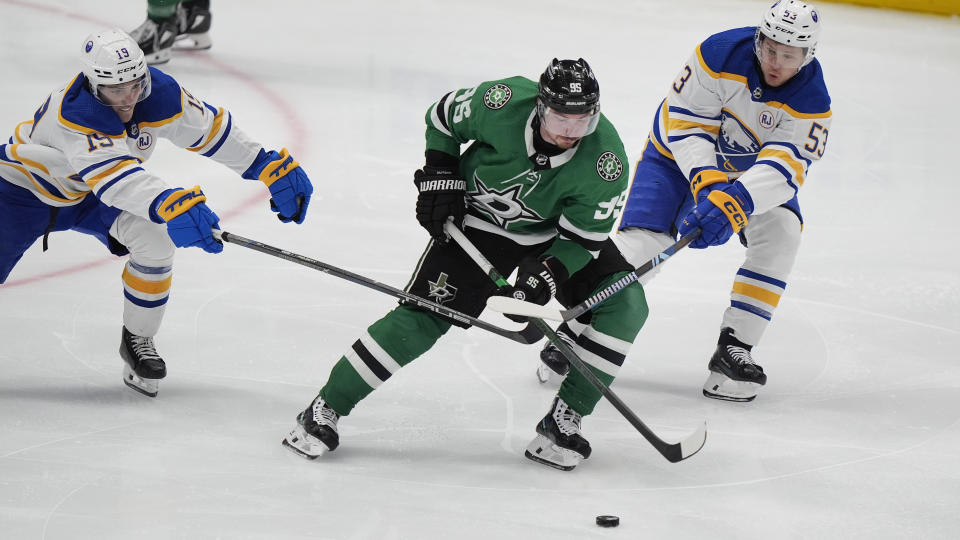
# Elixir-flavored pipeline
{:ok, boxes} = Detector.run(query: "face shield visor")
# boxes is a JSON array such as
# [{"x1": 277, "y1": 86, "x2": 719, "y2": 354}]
[
  {"x1": 537, "y1": 101, "x2": 601, "y2": 139},
  {"x1": 755, "y1": 34, "x2": 807, "y2": 72},
  {"x1": 95, "y1": 71, "x2": 152, "y2": 106}
]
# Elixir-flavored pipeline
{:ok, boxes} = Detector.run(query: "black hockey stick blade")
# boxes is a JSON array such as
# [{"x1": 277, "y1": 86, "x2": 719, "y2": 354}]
[{"x1": 215, "y1": 230, "x2": 543, "y2": 345}]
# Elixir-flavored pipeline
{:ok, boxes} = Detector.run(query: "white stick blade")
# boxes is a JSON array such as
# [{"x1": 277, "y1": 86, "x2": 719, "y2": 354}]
[
  {"x1": 679, "y1": 421, "x2": 708, "y2": 459},
  {"x1": 485, "y1": 296, "x2": 564, "y2": 322}
]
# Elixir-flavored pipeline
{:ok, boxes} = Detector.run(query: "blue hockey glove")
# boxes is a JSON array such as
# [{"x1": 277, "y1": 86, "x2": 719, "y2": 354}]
[
  {"x1": 499, "y1": 256, "x2": 568, "y2": 323},
  {"x1": 151, "y1": 186, "x2": 223, "y2": 253},
  {"x1": 244, "y1": 148, "x2": 313, "y2": 224},
  {"x1": 678, "y1": 182, "x2": 753, "y2": 249},
  {"x1": 413, "y1": 166, "x2": 466, "y2": 243},
  {"x1": 690, "y1": 168, "x2": 730, "y2": 204}
]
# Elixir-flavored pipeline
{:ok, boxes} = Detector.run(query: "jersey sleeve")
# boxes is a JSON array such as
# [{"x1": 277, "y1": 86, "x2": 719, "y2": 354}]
[
  {"x1": 737, "y1": 106, "x2": 831, "y2": 214},
  {"x1": 662, "y1": 43, "x2": 725, "y2": 181},
  {"x1": 165, "y1": 86, "x2": 262, "y2": 175},
  {"x1": 423, "y1": 82, "x2": 491, "y2": 158},
  {"x1": 545, "y1": 135, "x2": 630, "y2": 276}
]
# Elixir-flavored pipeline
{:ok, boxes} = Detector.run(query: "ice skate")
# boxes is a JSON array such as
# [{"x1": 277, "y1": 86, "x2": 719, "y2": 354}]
[
  {"x1": 702, "y1": 328, "x2": 767, "y2": 402},
  {"x1": 128, "y1": 16, "x2": 177, "y2": 65},
  {"x1": 524, "y1": 397, "x2": 591, "y2": 471},
  {"x1": 536, "y1": 330, "x2": 573, "y2": 385},
  {"x1": 282, "y1": 395, "x2": 340, "y2": 460},
  {"x1": 173, "y1": 1, "x2": 212, "y2": 50},
  {"x1": 120, "y1": 327, "x2": 166, "y2": 398}
]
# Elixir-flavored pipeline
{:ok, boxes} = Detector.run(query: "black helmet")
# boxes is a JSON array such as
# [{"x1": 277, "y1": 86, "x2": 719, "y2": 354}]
[{"x1": 538, "y1": 58, "x2": 600, "y2": 115}]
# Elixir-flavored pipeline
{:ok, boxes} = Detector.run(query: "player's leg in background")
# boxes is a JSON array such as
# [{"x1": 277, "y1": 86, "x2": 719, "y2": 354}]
[
  {"x1": 128, "y1": 0, "x2": 181, "y2": 65},
  {"x1": 104, "y1": 210, "x2": 176, "y2": 397},
  {"x1": 526, "y1": 274, "x2": 648, "y2": 471},
  {"x1": 702, "y1": 206, "x2": 802, "y2": 402},
  {"x1": 174, "y1": 0, "x2": 212, "y2": 51}
]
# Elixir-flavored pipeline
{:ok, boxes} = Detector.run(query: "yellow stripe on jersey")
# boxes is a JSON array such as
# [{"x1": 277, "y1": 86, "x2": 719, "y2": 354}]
[
  {"x1": 666, "y1": 118, "x2": 721, "y2": 135},
  {"x1": 732, "y1": 282, "x2": 782, "y2": 307},
  {"x1": 8, "y1": 144, "x2": 51, "y2": 175},
  {"x1": 0, "y1": 161, "x2": 81, "y2": 204},
  {"x1": 13, "y1": 121, "x2": 32, "y2": 143},
  {"x1": 122, "y1": 267, "x2": 172, "y2": 295},
  {"x1": 758, "y1": 148, "x2": 806, "y2": 185},
  {"x1": 188, "y1": 107, "x2": 225, "y2": 153},
  {"x1": 84, "y1": 158, "x2": 141, "y2": 189},
  {"x1": 696, "y1": 45, "x2": 748, "y2": 85},
  {"x1": 777, "y1": 102, "x2": 832, "y2": 120}
]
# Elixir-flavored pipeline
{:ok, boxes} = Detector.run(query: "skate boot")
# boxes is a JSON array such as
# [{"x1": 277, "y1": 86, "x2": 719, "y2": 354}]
[
  {"x1": 536, "y1": 329, "x2": 573, "y2": 384},
  {"x1": 128, "y1": 15, "x2": 178, "y2": 65},
  {"x1": 120, "y1": 327, "x2": 166, "y2": 397},
  {"x1": 525, "y1": 397, "x2": 591, "y2": 471},
  {"x1": 282, "y1": 395, "x2": 340, "y2": 460},
  {"x1": 174, "y1": 0, "x2": 212, "y2": 50},
  {"x1": 702, "y1": 328, "x2": 767, "y2": 402}
]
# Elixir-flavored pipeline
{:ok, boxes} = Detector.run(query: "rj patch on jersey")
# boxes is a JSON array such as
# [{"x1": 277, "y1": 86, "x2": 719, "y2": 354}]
[
  {"x1": 483, "y1": 84, "x2": 512, "y2": 110},
  {"x1": 596, "y1": 152, "x2": 623, "y2": 181}
]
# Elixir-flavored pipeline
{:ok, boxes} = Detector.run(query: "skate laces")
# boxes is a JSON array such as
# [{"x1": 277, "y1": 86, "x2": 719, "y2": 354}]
[
  {"x1": 552, "y1": 399, "x2": 582, "y2": 436},
  {"x1": 312, "y1": 399, "x2": 340, "y2": 429},
  {"x1": 725, "y1": 345, "x2": 755, "y2": 367},
  {"x1": 128, "y1": 334, "x2": 161, "y2": 361}
]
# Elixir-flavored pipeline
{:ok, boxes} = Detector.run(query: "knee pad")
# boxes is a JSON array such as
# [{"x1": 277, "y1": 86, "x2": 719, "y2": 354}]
[
  {"x1": 612, "y1": 228, "x2": 674, "y2": 285},
  {"x1": 111, "y1": 211, "x2": 175, "y2": 265}
]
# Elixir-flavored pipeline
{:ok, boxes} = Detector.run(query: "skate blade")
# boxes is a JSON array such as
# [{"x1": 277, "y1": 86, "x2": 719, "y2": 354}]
[
  {"x1": 122, "y1": 365, "x2": 159, "y2": 398},
  {"x1": 281, "y1": 426, "x2": 329, "y2": 460},
  {"x1": 524, "y1": 435, "x2": 581, "y2": 471},
  {"x1": 144, "y1": 49, "x2": 172, "y2": 65},
  {"x1": 535, "y1": 362, "x2": 565, "y2": 386},
  {"x1": 173, "y1": 33, "x2": 212, "y2": 50},
  {"x1": 702, "y1": 372, "x2": 759, "y2": 402}
]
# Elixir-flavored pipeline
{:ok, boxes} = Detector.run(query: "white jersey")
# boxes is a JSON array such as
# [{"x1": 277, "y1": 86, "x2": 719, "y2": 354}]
[
  {"x1": 2, "y1": 66, "x2": 262, "y2": 220},
  {"x1": 648, "y1": 26, "x2": 832, "y2": 215}
]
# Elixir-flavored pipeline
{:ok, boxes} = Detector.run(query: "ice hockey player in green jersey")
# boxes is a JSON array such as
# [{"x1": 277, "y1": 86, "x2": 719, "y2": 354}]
[{"x1": 282, "y1": 58, "x2": 649, "y2": 471}]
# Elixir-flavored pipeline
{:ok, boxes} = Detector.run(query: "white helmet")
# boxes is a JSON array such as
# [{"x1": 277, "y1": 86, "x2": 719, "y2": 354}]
[
  {"x1": 755, "y1": 1, "x2": 822, "y2": 67},
  {"x1": 80, "y1": 28, "x2": 151, "y2": 102}
]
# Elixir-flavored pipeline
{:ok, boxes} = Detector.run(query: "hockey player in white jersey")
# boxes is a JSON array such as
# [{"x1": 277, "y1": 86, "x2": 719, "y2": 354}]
[
  {"x1": 0, "y1": 28, "x2": 313, "y2": 397},
  {"x1": 539, "y1": 1, "x2": 831, "y2": 402}
]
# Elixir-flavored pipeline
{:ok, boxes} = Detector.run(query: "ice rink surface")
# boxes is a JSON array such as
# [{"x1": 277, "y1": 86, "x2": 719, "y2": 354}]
[{"x1": 1, "y1": 0, "x2": 959, "y2": 538}]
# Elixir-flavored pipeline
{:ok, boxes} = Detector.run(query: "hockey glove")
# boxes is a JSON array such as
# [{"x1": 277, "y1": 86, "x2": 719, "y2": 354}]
[
  {"x1": 679, "y1": 181, "x2": 753, "y2": 249},
  {"x1": 500, "y1": 255, "x2": 569, "y2": 323},
  {"x1": 413, "y1": 166, "x2": 466, "y2": 243},
  {"x1": 244, "y1": 148, "x2": 313, "y2": 224},
  {"x1": 690, "y1": 168, "x2": 729, "y2": 204},
  {"x1": 151, "y1": 186, "x2": 223, "y2": 253}
]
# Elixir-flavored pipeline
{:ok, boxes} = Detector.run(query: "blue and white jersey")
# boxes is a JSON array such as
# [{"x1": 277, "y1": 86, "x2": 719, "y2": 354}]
[
  {"x1": 2, "y1": 66, "x2": 261, "y2": 219},
  {"x1": 648, "y1": 26, "x2": 832, "y2": 214}
]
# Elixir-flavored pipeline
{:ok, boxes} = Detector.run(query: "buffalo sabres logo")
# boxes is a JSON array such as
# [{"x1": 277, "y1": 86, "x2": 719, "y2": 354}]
[
  {"x1": 596, "y1": 152, "x2": 623, "y2": 181},
  {"x1": 483, "y1": 84, "x2": 512, "y2": 110},
  {"x1": 427, "y1": 272, "x2": 458, "y2": 304},
  {"x1": 136, "y1": 130, "x2": 154, "y2": 151},
  {"x1": 469, "y1": 173, "x2": 542, "y2": 227}
]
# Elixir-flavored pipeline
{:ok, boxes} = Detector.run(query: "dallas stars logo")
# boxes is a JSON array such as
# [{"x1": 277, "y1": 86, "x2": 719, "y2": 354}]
[
  {"x1": 596, "y1": 152, "x2": 623, "y2": 182},
  {"x1": 483, "y1": 84, "x2": 512, "y2": 110},
  {"x1": 468, "y1": 173, "x2": 543, "y2": 228},
  {"x1": 428, "y1": 272, "x2": 458, "y2": 304}
]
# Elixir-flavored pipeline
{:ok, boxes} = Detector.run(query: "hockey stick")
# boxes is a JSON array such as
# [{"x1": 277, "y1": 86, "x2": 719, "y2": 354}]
[
  {"x1": 214, "y1": 230, "x2": 543, "y2": 345},
  {"x1": 444, "y1": 222, "x2": 706, "y2": 463},
  {"x1": 486, "y1": 230, "x2": 700, "y2": 322}
]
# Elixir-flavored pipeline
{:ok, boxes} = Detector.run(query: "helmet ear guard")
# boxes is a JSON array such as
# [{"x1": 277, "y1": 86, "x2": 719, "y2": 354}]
[
  {"x1": 755, "y1": 0, "x2": 822, "y2": 67},
  {"x1": 80, "y1": 28, "x2": 152, "y2": 103}
]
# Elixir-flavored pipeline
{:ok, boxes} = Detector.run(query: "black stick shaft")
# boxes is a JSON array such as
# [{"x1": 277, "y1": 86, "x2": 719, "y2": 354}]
[{"x1": 217, "y1": 230, "x2": 542, "y2": 345}]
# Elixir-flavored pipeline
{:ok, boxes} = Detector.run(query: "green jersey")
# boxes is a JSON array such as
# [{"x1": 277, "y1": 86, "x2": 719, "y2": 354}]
[{"x1": 424, "y1": 76, "x2": 629, "y2": 277}]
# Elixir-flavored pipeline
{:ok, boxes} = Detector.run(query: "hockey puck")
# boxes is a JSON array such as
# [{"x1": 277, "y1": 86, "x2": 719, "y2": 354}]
[{"x1": 596, "y1": 515, "x2": 620, "y2": 527}]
